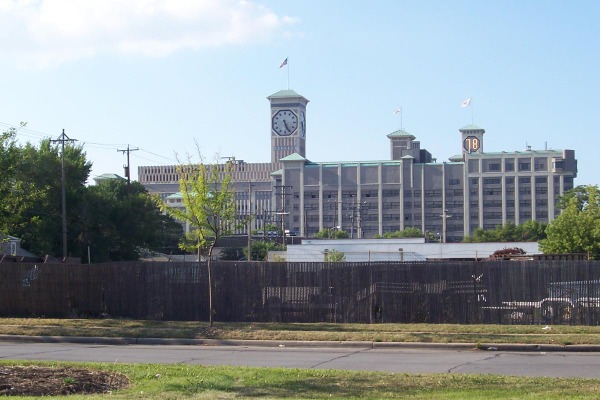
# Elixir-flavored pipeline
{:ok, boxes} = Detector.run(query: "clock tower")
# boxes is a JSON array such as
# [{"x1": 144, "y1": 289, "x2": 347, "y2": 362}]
[
  {"x1": 267, "y1": 90, "x2": 309, "y2": 163},
  {"x1": 460, "y1": 124, "x2": 485, "y2": 158}
]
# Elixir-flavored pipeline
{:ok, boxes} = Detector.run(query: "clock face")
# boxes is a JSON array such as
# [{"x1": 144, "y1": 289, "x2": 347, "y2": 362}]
[
  {"x1": 299, "y1": 111, "x2": 306, "y2": 137},
  {"x1": 272, "y1": 109, "x2": 298, "y2": 136},
  {"x1": 463, "y1": 135, "x2": 480, "y2": 152}
]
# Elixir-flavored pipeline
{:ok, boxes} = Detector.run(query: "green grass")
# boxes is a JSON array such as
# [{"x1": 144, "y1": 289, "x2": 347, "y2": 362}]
[
  {"x1": 2, "y1": 318, "x2": 600, "y2": 345},
  {"x1": 3, "y1": 359, "x2": 600, "y2": 399}
]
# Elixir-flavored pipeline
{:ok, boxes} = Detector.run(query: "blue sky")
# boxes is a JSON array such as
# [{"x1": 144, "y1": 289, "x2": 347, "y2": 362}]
[{"x1": 1, "y1": 1, "x2": 598, "y2": 186}]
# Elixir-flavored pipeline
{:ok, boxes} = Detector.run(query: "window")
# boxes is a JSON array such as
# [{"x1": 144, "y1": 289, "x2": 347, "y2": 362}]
[
  {"x1": 535, "y1": 176, "x2": 547, "y2": 184},
  {"x1": 471, "y1": 178, "x2": 479, "y2": 185},
  {"x1": 506, "y1": 177, "x2": 515, "y2": 184},
  {"x1": 536, "y1": 187, "x2": 548, "y2": 194},
  {"x1": 553, "y1": 160, "x2": 565, "y2": 170},
  {"x1": 483, "y1": 178, "x2": 501, "y2": 185},
  {"x1": 519, "y1": 162, "x2": 531, "y2": 171},
  {"x1": 505, "y1": 162, "x2": 515, "y2": 171},
  {"x1": 485, "y1": 188, "x2": 502, "y2": 195},
  {"x1": 449, "y1": 179, "x2": 460, "y2": 185},
  {"x1": 519, "y1": 177, "x2": 531, "y2": 184},
  {"x1": 488, "y1": 163, "x2": 501, "y2": 171}
]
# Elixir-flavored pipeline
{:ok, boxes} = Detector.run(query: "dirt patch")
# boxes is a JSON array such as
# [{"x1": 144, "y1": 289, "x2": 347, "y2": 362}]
[{"x1": 0, "y1": 365, "x2": 130, "y2": 396}]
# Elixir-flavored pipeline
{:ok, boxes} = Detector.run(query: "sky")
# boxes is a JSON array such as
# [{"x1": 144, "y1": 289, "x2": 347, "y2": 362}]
[{"x1": 1, "y1": 0, "x2": 598, "y2": 186}]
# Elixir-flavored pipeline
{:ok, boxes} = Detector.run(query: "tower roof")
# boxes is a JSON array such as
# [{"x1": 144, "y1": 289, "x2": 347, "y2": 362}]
[
  {"x1": 459, "y1": 124, "x2": 485, "y2": 132},
  {"x1": 267, "y1": 90, "x2": 309, "y2": 103},
  {"x1": 386, "y1": 129, "x2": 416, "y2": 140}
]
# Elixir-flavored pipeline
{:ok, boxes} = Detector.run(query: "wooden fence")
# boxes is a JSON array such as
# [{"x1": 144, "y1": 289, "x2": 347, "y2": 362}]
[{"x1": 1, "y1": 260, "x2": 600, "y2": 325}]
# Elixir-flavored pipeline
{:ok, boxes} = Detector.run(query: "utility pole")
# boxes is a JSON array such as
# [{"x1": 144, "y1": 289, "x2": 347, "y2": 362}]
[
  {"x1": 51, "y1": 129, "x2": 77, "y2": 261},
  {"x1": 274, "y1": 185, "x2": 292, "y2": 245},
  {"x1": 117, "y1": 145, "x2": 139, "y2": 192},
  {"x1": 439, "y1": 209, "x2": 453, "y2": 244},
  {"x1": 246, "y1": 181, "x2": 255, "y2": 261}
]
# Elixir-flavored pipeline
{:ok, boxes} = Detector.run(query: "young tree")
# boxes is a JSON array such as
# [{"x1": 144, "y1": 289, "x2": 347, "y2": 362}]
[
  {"x1": 325, "y1": 249, "x2": 346, "y2": 262},
  {"x1": 540, "y1": 185, "x2": 600, "y2": 258},
  {"x1": 159, "y1": 151, "x2": 237, "y2": 326}
]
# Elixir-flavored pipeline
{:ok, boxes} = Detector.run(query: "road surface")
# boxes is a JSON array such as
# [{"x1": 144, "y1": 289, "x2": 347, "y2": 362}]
[{"x1": 1, "y1": 341, "x2": 600, "y2": 378}]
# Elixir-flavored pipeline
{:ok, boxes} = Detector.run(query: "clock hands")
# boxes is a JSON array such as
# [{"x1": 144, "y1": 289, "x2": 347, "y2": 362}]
[{"x1": 283, "y1": 120, "x2": 291, "y2": 133}]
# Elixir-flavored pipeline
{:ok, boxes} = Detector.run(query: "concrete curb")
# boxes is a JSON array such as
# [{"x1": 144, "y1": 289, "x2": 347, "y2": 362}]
[{"x1": 2, "y1": 335, "x2": 600, "y2": 352}]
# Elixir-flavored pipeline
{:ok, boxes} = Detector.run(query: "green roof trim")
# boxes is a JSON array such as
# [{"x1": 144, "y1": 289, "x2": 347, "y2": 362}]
[
  {"x1": 271, "y1": 169, "x2": 283, "y2": 176},
  {"x1": 280, "y1": 153, "x2": 307, "y2": 162},
  {"x1": 449, "y1": 154, "x2": 463, "y2": 162},
  {"x1": 387, "y1": 129, "x2": 416, "y2": 139},
  {"x1": 94, "y1": 173, "x2": 125, "y2": 181},
  {"x1": 459, "y1": 124, "x2": 485, "y2": 131}
]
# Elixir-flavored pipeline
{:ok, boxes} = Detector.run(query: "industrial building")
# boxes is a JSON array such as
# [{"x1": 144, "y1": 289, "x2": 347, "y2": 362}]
[{"x1": 139, "y1": 89, "x2": 577, "y2": 242}]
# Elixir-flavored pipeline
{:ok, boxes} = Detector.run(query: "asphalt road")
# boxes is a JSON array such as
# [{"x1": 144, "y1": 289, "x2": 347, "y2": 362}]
[{"x1": 2, "y1": 341, "x2": 600, "y2": 378}]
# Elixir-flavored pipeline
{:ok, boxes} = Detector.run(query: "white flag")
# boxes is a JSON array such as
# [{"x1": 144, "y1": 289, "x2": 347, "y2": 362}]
[
  {"x1": 393, "y1": 108, "x2": 402, "y2": 114},
  {"x1": 461, "y1": 98, "x2": 471, "y2": 108},
  {"x1": 279, "y1": 57, "x2": 288, "y2": 68}
]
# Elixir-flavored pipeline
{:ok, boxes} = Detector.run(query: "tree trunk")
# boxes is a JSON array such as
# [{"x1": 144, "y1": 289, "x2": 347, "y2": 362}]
[{"x1": 207, "y1": 244, "x2": 214, "y2": 327}]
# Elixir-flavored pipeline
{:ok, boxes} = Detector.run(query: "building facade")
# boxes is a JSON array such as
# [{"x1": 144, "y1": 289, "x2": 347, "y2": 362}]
[{"x1": 138, "y1": 89, "x2": 577, "y2": 242}]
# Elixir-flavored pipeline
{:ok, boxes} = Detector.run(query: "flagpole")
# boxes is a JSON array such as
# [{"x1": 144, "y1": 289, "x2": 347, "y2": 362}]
[
  {"x1": 287, "y1": 58, "x2": 290, "y2": 90},
  {"x1": 471, "y1": 97, "x2": 474, "y2": 124}
]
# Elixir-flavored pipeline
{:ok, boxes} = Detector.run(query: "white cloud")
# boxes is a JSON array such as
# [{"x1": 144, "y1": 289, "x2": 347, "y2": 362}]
[{"x1": 1, "y1": 0, "x2": 296, "y2": 68}]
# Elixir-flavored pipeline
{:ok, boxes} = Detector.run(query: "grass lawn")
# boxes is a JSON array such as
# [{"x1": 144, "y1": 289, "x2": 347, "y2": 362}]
[
  {"x1": 1, "y1": 318, "x2": 600, "y2": 346},
  {"x1": 3, "y1": 359, "x2": 600, "y2": 399}
]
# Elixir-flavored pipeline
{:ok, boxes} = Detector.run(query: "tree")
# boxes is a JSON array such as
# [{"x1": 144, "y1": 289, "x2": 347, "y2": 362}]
[
  {"x1": 0, "y1": 135, "x2": 92, "y2": 257},
  {"x1": 80, "y1": 180, "x2": 183, "y2": 262},
  {"x1": 540, "y1": 185, "x2": 600, "y2": 258},
  {"x1": 374, "y1": 227, "x2": 424, "y2": 239},
  {"x1": 159, "y1": 151, "x2": 238, "y2": 326},
  {"x1": 219, "y1": 247, "x2": 244, "y2": 260},
  {"x1": 316, "y1": 228, "x2": 349, "y2": 239},
  {"x1": 325, "y1": 249, "x2": 346, "y2": 262},
  {"x1": 246, "y1": 240, "x2": 285, "y2": 261},
  {"x1": 462, "y1": 221, "x2": 547, "y2": 243}
]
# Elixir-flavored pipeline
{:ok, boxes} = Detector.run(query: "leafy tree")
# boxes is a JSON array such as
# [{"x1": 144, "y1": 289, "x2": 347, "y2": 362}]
[
  {"x1": 0, "y1": 128, "x2": 182, "y2": 262},
  {"x1": 540, "y1": 185, "x2": 600, "y2": 258},
  {"x1": 463, "y1": 221, "x2": 547, "y2": 243},
  {"x1": 0, "y1": 135, "x2": 92, "y2": 257},
  {"x1": 159, "y1": 151, "x2": 237, "y2": 326},
  {"x1": 374, "y1": 227, "x2": 424, "y2": 239},
  {"x1": 246, "y1": 240, "x2": 285, "y2": 261},
  {"x1": 80, "y1": 180, "x2": 183, "y2": 262},
  {"x1": 325, "y1": 249, "x2": 346, "y2": 262},
  {"x1": 316, "y1": 228, "x2": 349, "y2": 239},
  {"x1": 219, "y1": 247, "x2": 244, "y2": 260}
]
